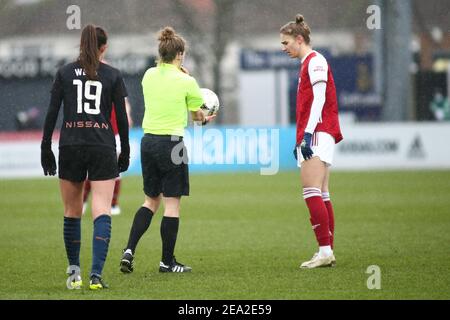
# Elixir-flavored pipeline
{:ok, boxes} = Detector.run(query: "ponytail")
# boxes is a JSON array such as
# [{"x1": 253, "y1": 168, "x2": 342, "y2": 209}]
[{"x1": 78, "y1": 24, "x2": 108, "y2": 80}]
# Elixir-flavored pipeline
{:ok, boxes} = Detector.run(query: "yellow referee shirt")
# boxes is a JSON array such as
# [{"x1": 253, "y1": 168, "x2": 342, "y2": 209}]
[{"x1": 141, "y1": 63, "x2": 204, "y2": 136}]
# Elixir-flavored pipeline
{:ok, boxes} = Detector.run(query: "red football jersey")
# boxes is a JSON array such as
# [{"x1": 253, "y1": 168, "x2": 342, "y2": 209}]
[
  {"x1": 102, "y1": 59, "x2": 119, "y2": 135},
  {"x1": 296, "y1": 51, "x2": 343, "y2": 145},
  {"x1": 110, "y1": 103, "x2": 119, "y2": 135}
]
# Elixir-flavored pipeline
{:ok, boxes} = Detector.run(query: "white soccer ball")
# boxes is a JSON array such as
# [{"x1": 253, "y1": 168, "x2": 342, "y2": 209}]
[{"x1": 200, "y1": 88, "x2": 220, "y2": 116}]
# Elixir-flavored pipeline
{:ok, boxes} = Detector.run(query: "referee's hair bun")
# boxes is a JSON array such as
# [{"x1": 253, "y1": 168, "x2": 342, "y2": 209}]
[
  {"x1": 295, "y1": 14, "x2": 305, "y2": 24},
  {"x1": 158, "y1": 27, "x2": 176, "y2": 41}
]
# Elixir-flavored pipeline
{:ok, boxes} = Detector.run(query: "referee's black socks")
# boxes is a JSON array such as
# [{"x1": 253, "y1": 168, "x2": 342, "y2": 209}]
[
  {"x1": 126, "y1": 207, "x2": 154, "y2": 254},
  {"x1": 161, "y1": 216, "x2": 179, "y2": 265}
]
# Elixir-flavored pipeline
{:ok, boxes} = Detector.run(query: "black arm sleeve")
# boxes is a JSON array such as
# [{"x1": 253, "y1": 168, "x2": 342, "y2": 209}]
[
  {"x1": 113, "y1": 73, "x2": 130, "y2": 155},
  {"x1": 41, "y1": 71, "x2": 63, "y2": 149}
]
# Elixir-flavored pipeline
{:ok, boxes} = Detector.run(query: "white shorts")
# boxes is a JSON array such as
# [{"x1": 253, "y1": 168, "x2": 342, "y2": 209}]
[
  {"x1": 115, "y1": 134, "x2": 122, "y2": 179},
  {"x1": 115, "y1": 134, "x2": 121, "y2": 154},
  {"x1": 297, "y1": 132, "x2": 335, "y2": 168}
]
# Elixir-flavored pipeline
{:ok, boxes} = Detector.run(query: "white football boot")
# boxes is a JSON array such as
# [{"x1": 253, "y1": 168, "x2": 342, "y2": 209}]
[
  {"x1": 111, "y1": 205, "x2": 121, "y2": 216},
  {"x1": 300, "y1": 252, "x2": 336, "y2": 269},
  {"x1": 66, "y1": 265, "x2": 82, "y2": 289}
]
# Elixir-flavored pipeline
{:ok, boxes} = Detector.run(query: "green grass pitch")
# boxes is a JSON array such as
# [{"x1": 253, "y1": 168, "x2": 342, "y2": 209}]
[{"x1": 0, "y1": 171, "x2": 449, "y2": 300}]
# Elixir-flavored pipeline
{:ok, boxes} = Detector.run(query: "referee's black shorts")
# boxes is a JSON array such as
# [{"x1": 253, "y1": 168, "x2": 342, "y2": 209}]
[
  {"x1": 141, "y1": 133, "x2": 189, "y2": 198},
  {"x1": 58, "y1": 145, "x2": 119, "y2": 182}
]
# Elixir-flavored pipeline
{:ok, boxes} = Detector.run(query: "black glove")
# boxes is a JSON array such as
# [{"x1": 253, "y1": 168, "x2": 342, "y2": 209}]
[
  {"x1": 293, "y1": 144, "x2": 299, "y2": 160},
  {"x1": 300, "y1": 132, "x2": 314, "y2": 161},
  {"x1": 41, "y1": 143, "x2": 56, "y2": 176},
  {"x1": 118, "y1": 152, "x2": 130, "y2": 173}
]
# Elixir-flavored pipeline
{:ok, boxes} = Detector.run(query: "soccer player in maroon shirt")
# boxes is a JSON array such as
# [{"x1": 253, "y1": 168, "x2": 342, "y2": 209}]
[
  {"x1": 280, "y1": 14, "x2": 343, "y2": 268},
  {"x1": 82, "y1": 97, "x2": 133, "y2": 216}
]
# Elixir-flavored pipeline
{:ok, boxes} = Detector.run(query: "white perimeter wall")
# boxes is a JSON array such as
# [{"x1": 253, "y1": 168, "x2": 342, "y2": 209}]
[{"x1": 1, "y1": 122, "x2": 449, "y2": 179}]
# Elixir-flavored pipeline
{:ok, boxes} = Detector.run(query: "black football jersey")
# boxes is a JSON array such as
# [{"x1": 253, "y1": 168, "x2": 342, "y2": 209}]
[{"x1": 45, "y1": 61, "x2": 128, "y2": 149}]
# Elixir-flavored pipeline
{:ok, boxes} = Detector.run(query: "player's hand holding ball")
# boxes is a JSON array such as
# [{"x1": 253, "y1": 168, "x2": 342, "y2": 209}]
[
  {"x1": 199, "y1": 88, "x2": 220, "y2": 125},
  {"x1": 203, "y1": 114, "x2": 216, "y2": 125}
]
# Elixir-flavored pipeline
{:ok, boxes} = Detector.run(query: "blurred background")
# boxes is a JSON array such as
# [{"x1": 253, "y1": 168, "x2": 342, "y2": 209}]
[
  {"x1": 0, "y1": 0, "x2": 450, "y2": 300},
  {"x1": 0, "y1": 0, "x2": 449, "y2": 177},
  {"x1": 2, "y1": 1, "x2": 450, "y2": 300}
]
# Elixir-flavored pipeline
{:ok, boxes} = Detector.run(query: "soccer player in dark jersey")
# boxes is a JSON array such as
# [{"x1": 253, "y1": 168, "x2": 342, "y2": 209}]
[
  {"x1": 280, "y1": 15, "x2": 343, "y2": 268},
  {"x1": 40, "y1": 24, "x2": 130, "y2": 289}
]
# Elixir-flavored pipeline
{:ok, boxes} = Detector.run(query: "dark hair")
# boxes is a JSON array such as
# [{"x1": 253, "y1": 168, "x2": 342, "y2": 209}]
[
  {"x1": 280, "y1": 14, "x2": 311, "y2": 45},
  {"x1": 157, "y1": 27, "x2": 186, "y2": 63},
  {"x1": 78, "y1": 24, "x2": 108, "y2": 80}
]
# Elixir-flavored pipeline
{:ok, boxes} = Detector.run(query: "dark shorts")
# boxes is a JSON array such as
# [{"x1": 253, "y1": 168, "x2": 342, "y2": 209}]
[
  {"x1": 141, "y1": 133, "x2": 189, "y2": 197},
  {"x1": 59, "y1": 145, "x2": 119, "y2": 182}
]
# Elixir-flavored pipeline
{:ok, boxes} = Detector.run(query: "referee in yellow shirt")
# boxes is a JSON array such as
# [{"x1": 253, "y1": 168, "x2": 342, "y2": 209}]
[{"x1": 120, "y1": 27, "x2": 214, "y2": 273}]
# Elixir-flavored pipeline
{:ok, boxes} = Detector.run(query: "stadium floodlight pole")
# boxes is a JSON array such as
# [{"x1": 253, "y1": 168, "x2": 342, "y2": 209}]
[
  {"x1": 372, "y1": 0, "x2": 384, "y2": 98},
  {"x1": 382, "y1": 0, "x2": 413, "y2": 121}
]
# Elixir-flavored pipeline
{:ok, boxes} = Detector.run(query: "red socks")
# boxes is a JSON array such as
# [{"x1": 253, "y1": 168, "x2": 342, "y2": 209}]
[
  {"x1": 83, "y1": 180, "x2": 91, "y2": 203},
  {"x1": 322, "y1": 192, "x2": 335, "y2": 249},
  {"x1": 112, "y1": 179, "x2": 121, "y2": 207},
  {"x1": 303, "y1": 188, "x2": 330, "y2": 247}
]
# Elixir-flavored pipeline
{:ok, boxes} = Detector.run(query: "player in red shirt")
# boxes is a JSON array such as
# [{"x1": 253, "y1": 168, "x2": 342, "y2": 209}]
[
  {"x1": 280, "y1": 14, "x2": 343, "y2": 268},
  {"x1": 83, "y1": 97, "x2": 133, "y2": 215}
]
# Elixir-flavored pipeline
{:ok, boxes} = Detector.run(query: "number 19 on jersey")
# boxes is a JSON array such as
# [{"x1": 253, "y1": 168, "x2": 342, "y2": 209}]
[{"x1": 73, "y1": 79, "x2": 103, "y2": 115}]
